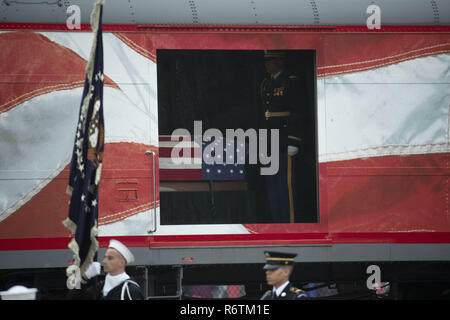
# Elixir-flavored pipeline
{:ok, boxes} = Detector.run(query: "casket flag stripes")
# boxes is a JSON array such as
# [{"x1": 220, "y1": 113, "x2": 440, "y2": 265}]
[{"x1": 63, "y1": 0, "x2": 105, "y2": 287}]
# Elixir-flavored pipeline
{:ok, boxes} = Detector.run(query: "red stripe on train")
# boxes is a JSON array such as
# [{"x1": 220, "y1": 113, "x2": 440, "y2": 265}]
[
  {"x1": 1, "y1": 232, "x2": 450, "y2": 251},
  {"x1": 0, "y1": 32, "x2": 119, "y2": 114}
]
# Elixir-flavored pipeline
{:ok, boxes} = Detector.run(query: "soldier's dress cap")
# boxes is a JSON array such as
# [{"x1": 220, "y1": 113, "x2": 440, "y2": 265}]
[
  {"x1": 264, "y1": 50, "x2": 286, "y2": 60},
  {"x1": 263, "y1": 251, "x2": 297, "y2": 270},
  {"x1": 109, "y1": 239, "x2": 135, "y2": 264}
]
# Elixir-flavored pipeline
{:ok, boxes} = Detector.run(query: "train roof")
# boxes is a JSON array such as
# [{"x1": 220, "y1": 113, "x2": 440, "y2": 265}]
[{"x1": 1, "y1": 0, "x2": 450, "y2": 26}]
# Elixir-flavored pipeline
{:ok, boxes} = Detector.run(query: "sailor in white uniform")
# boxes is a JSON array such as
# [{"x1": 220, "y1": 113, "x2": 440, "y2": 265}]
[{"x1": 68, "y1": 239, "x2": 144, "y2": 300}]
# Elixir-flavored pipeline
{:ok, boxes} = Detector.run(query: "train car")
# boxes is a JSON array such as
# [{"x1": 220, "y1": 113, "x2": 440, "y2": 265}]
[{"x1": 1, "y1": 0, "x2": 450, "y2": 299}]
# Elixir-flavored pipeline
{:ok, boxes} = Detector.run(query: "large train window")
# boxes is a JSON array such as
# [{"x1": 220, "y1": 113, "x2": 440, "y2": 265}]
[{"x1": 157, "y1": 50, "x2": 318, "y2": 224}]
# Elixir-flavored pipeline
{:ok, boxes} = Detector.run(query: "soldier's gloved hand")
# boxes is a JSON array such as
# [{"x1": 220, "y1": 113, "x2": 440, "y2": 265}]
[
  {"x1": 287, "y1": 146, "x2": 299, "y2": 156},
  {"x1": 83, "y1": 261, "x2": 101, "y2": 280}
]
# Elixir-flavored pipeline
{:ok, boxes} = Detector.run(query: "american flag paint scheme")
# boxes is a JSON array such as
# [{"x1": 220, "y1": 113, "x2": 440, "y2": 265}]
[{"x1": 0, "y1": 27, "x2": 449, "y2": 243}]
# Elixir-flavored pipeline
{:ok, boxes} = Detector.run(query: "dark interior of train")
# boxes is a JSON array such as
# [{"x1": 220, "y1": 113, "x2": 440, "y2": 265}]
[{"x1": 157, "y1": 49, "x2": 318, "y2": 224}]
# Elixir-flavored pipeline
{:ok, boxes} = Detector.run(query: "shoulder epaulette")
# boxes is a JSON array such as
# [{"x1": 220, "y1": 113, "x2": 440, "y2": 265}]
[{"x1": 290, "y1": 287, "x2": 303, "y2": 294}]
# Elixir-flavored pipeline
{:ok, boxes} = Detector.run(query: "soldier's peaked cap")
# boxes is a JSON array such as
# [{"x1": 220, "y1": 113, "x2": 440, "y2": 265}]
[
  {"x1": 263, "y1": 251, "x2": 297, "y2": 270},
  {"x1": 264, "y1": 50, "x2": 285, "y2": 59}
]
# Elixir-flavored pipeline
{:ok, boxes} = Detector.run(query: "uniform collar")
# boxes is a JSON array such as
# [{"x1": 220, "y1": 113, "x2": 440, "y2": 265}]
[
  {"x1": 271, "y1": 70, "x2": 283, "y2": 80},
  {"x1": 273, "y1": 280, "x2": 290, "y2": 297},
  {"x1": 103, "y1": 272, "x2": 130, "y2": 296}
]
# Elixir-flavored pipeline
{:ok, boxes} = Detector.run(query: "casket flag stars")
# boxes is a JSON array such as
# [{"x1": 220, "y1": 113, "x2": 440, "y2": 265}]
[{"x1": 63, "y1": 0, "x2": 105, "y2": 289}]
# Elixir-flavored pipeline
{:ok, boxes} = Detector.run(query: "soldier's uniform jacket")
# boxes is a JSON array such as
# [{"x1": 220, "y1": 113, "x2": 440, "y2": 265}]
[
  {"x1": 67, "y1": 276, "x2": 144, "y2": 300},
  {"x1": 260, "y1": 282, "x2": 308, "y2": 300},
  {"x1": 93, "y1": 278, "x2": 144, "y2": 300},
  {"x1": 259, "y1": 70, "x2": 303, "y2": 151}
]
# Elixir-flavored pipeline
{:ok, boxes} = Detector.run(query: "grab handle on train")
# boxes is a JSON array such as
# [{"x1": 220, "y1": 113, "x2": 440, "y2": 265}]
[{"x1": 145, "y1": 150, "x2": 157, "y2": 233}]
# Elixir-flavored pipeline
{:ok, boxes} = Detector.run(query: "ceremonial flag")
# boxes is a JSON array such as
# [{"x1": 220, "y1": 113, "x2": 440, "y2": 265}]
[{"x1": 63, "y1": 0, "x2": 105, "y2": 288}]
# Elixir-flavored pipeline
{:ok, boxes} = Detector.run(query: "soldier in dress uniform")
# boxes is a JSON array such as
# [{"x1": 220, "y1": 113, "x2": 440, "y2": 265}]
[
  {"x1": 260, "y1": 251, "x2": 307, "y2": 300},
  {"x1": 67, "y1": 239, "x2": 144, "y2": 300},
  {"x1": 259, "y1": 50, "x2": 303, "y2": 223}
]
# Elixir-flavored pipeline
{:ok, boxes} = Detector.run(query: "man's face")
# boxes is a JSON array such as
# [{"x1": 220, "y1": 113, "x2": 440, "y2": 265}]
[
  {"x1": 265, "y1": 266, "x2": 291, "y2": 288},
  {"x1": 264, "y1": 58, "x2": 283, "y2": 75},
  {"x1": 102, "y1": 248, "x2": 126, "y2": 276}
]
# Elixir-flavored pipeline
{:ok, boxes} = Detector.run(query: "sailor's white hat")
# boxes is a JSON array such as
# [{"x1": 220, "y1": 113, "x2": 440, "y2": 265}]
[
  {"x1": 108, "y1": 239, "x2": 135, "y2": 264},
  {"x1": 0, "y1": 285, "x2": 38, "y2": 300}
]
